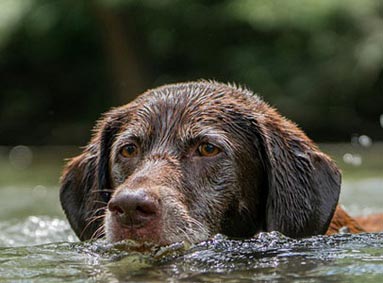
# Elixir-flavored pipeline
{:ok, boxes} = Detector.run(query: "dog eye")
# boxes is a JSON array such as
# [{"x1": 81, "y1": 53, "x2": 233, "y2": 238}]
[
  {"x1": 120, "y1": 144, "x2": 138, "y2": 158},
  {"x1": 198, "y1": 143, "x2": 220, "y2": 157}
]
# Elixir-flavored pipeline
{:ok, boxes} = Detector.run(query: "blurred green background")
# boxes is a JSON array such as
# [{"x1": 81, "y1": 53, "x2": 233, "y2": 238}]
[{"x1": 0, "y1": 0, "x2": 382, "y2": 146}]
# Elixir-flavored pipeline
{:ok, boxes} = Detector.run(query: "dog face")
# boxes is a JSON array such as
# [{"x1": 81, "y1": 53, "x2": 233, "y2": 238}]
[{"x1": 60, "y1": 81, "x2": 341, "y2": 244}]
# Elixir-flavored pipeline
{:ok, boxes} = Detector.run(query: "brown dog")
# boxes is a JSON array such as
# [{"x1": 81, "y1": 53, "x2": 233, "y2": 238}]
[{"x1": 60, "y1": 81, "x2": 381, "y2": 244}]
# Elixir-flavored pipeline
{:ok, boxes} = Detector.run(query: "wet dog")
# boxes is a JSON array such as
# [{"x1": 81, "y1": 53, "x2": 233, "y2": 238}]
[{"x1": 60, "y1": 81, "x2": 381, "y2": 244}]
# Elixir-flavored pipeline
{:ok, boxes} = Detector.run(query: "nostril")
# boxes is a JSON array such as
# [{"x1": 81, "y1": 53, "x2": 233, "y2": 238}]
[
  {"x1": 136, "y1": 201, "x2": 157, "y2": 216},
  {"x1": 108, "y1": 201, "x2": 124, "y2": 215}
]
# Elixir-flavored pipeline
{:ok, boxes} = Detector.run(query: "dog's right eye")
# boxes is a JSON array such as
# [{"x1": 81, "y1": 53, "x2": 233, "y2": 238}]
[
  {"x1": 120, "y1": 144, "x2": 138, "y2": 158},
  {"x1": 198, "y1": 143, "x2": 221, "y2": 157}
]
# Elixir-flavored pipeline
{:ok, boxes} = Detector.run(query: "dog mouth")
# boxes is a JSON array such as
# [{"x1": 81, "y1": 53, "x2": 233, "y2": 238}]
[
  {"x1": 104, "y1": 208, "x2": 210, "y2": 246},
  {"x1": 104, "y1": 210, "x2": 164, "y2": 244}
]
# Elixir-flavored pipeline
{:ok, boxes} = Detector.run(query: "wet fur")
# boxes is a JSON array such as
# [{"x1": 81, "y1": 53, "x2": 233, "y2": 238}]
[{"x1": 60, "y1": 81, "x2": 342, "y2": 243}]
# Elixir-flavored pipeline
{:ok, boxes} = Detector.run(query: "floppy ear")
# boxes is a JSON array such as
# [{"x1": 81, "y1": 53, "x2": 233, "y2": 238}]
[
  {"x1": 253, "y1": 107, "x2": 341, "y2": 238},
  {"x1": 60, "y1": 149, "x2": 101, "y2": 240},
  {"x1": 60, "y1": 109, "x2": 127, "y2": 240}
]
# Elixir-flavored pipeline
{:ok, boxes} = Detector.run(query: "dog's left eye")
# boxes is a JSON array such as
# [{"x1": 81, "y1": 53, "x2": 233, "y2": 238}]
[
  {"x1": 120, "y1": 144, "x2": 138, "y2": 158},
  {"x1": 198, "y1": 143, "x2": 220, "y2": 157}
]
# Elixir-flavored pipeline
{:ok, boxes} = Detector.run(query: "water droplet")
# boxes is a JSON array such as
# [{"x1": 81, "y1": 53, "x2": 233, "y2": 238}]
[
  {"x1": 358, "y1": 135, "x2": 372, "y2": 147},
  {"x1": 9, "y1": 145, "x2": 33, "y2": 169},
  {"x1": 343, "y1": 153, "x2": 362, "y2": 166}
]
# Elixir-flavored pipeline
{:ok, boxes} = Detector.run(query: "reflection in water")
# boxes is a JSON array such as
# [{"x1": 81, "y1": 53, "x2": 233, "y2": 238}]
[{"x1": 0, "y1": 217, "x2": 383, "y2": 282}]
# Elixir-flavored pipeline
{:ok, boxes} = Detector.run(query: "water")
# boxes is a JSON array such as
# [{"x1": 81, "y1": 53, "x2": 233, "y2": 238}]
[
  {"x1": 1, "y1": 228, "x2": 383, "y2": 282},
  {"x1": 0, "y1": 146, "x2": 382, "y2": 282}
]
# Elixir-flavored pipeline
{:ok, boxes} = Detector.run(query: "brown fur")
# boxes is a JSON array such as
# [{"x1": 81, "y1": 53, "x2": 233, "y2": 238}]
[
  {"x1": 60, "y1": 81, "x2": 381, "y2": 244},
  {"x1": 354, "y1": 214, "x2": 383, "y2": 232},
  {"x1": 326, "y1": 206, "x2": 365, "y2": 235},
  {"x1": 327, "y1": 206, "x2": 383, "y2": 234}
]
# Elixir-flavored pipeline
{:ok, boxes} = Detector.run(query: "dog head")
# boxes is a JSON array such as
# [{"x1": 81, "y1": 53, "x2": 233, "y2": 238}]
[{"x1": 60, "y1": 81, "x2": 341, "y2": 244}]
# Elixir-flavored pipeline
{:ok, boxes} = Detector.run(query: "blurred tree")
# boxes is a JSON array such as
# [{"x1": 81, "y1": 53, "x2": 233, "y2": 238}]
[
  {"x1": 92, "y1": 3, "x2": 148, "y2": 102},
  {"x1": 0, "y1": 0, "x2": 382, "y2": 145}
]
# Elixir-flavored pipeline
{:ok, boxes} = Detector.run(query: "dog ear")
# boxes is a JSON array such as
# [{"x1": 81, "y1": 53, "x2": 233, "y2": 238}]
[
  {"x1": 60, "y1": 149, "x2": 100, "y2": 240},
  {"x1": 253, "y1": 107, "x2": 341, "y2": 238},
  {"x1": 60, "y1": 109, "x2": 127, "y2": 240}
]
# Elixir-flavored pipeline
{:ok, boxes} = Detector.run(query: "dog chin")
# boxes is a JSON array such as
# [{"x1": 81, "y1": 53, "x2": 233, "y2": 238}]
[
  {"x1": 104, "y1": 215, "x2": 165, "y2": 245},
  {"x1": 104, "y1": 214, "x2": 210, "y2": 246}
]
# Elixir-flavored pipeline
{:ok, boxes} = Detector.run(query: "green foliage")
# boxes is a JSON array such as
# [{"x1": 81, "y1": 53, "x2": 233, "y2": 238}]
[{"x1": 0, "y1": 0, "x2": 382, "y2": 144}]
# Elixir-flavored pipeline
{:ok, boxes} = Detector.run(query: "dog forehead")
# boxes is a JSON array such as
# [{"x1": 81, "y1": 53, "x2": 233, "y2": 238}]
[
  {"x1": 135, "y1": 82, "x2": 254, "y2": 119},
  {"x1": 118, "y1": 82, "x2": 261, "y2": 142}
]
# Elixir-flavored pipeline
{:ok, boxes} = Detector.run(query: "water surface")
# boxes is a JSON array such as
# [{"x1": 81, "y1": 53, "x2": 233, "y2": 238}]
[{"x1": 1, "y1": 226, "x2": 383, "y2": 282}]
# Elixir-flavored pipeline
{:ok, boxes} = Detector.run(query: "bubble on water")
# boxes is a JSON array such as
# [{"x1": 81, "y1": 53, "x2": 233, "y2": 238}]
[
  {"x1": 343, "y1": 153, "x2": 362, "y2": 166},
  {"x1": 9, "y1": 145, "x2": 33, "y2": 169},
  {"x1": 358, "y1": 135, "x2": 372, "y2": 147}
]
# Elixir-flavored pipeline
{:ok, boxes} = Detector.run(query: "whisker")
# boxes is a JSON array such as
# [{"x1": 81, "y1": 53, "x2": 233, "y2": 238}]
[
  {"x1": 179, "y1": 227, "x2": 193, "y2": 243},
  {"x1": 189, "y1": 218, "x2": 209, "y2": 236},
  {"x1": 87, "y1": 214, "x2": 105, "y2": 223},
  {"x1": 94, "y1": 200, "x2": 108, "y2": 206},
  {"x1": 85, "y1": 207, "x2": 107, "y2": 219},
  {"x1": 91, "y1": 224, "x2": 105, "y2": 240},
  {"x1": 80, "y1": 209, "x2": 106, "y2": 239},
  {"x1": 81, "y1": 214, "x2": 105, "y2": 240}
]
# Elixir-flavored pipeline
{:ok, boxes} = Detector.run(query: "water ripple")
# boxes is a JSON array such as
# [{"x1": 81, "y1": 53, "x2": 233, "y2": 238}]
[{"x1": 1, "y1": 219, "x2": 383, "y2": 282}]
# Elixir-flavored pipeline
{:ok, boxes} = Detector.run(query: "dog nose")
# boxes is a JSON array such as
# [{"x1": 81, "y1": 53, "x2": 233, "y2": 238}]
[{"x1": 108, "y1": 189, "x2": 159, "y2": 227}]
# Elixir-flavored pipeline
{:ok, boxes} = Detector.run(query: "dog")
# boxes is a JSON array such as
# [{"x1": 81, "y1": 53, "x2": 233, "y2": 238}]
[{"x1": 60, "y1": 81, "x2": 382, "y2": 244}]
